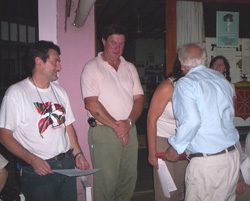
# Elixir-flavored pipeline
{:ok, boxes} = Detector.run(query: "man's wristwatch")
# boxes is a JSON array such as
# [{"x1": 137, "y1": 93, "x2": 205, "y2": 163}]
[{"x1": 127, "y1": 118, "x2": 135, "y2": 127}]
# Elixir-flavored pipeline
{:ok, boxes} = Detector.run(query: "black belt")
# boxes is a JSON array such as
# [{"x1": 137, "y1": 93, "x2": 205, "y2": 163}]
[
  {"x1": 47, "y1": 149, "x2": 73, "y2": 161},
  {"x1": 19, "y1": 149, "x2": 74, "y2": 167},
  {"x1": 188, "y1": 145, "x2": 235, "y2": 160}
]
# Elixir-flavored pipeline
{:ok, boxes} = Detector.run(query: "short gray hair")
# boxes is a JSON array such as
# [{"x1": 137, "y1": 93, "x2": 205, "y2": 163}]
[{"x1": 177, "y1": 43, "x2": 207, "y2": 69}]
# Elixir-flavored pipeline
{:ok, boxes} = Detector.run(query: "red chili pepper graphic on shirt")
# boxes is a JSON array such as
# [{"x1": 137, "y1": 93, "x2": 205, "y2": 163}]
[{"x1": 33, "y1": 102, "x2": 66, "y2": 138}]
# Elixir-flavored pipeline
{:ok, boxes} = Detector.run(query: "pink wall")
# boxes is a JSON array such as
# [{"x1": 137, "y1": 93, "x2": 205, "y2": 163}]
[{"x1": 57, "y1": 0, "x2": 95, "y2": 200}]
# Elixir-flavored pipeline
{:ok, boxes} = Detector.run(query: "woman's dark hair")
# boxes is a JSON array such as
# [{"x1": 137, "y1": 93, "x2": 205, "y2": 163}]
[
  {"x1": 209, "y1": 55, "x2": 231, "y2": 82},
  {"x1": 25, "y1": 40, "x2": 60, "y2": 76},
  {"x1": 167, "y1": 56, "x2": 184, "y2": 82},
  {"x1": 102, "y1": 24, "x2": 127, "y2": 41}
]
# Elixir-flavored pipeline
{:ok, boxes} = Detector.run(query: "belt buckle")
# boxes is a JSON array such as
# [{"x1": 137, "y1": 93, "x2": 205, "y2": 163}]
[{"x1": 53, "y1": 153, "x2": 64, "y2": 161}]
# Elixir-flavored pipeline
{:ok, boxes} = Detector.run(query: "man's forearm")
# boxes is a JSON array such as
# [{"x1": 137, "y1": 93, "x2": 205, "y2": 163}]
[
  {"x1": 0, "y1": 128, "x2": 36, "y2": 165},
  {"x1": 85, "y1": 97, "x2": 117, "y2": 128},
  {"x1": 128, "y1": 95, "x2": 144, "y2": 121},
  {"x1": 66, "y1": 124, "x2": 84, "y2": 155},
  {"x1": 66, "y1": 124, "x2": 89, "y2": 170}
]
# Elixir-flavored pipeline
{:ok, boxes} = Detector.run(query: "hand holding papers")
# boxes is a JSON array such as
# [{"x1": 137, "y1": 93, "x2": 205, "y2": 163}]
[
  {"x1": 53, "y1": 168, "x2": 101, "y2": 177},
  {"x1": 157, "y1": 159, "x2": 177, "y2": 198},
  {"x1": 155, "y1": 151, "x2": 187, "y2": 198}
]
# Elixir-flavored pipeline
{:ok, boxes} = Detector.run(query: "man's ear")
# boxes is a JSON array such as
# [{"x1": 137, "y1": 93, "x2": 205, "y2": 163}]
[
  {"x1": 180, "y1": 62, "x2": 185, "y2": 71},
  {"x1": 180, "y1": 63, "x2": 190, "y2": 75},
  {"x1": 102, "y1": 38, "x2": 106, "y2": 46},
  {"x1": 35, "y1": 57, "x2": 42, "y2": 66}
]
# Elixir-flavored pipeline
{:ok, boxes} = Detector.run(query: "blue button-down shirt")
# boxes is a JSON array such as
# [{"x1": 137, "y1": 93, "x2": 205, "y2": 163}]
[{"x1": 168, "y1": 65, "x2": 239, "y2": 155}]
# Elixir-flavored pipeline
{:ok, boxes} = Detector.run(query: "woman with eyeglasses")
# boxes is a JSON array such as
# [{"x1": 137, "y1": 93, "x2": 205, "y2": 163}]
[
  {"x1": 209, "y1": 55, "x2": 231, "y2": 82},
  {"x1": 209, "y1": 55, "x2": 236, "y2": 104}
]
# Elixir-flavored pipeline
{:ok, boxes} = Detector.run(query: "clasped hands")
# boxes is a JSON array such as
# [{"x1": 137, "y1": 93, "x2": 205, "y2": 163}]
[{"x1": 113, "y1": 119, "x2": 131, "y2": 146}]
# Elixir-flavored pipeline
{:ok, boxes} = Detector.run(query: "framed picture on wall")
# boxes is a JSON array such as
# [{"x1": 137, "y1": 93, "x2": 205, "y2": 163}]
[{"x1": 216, "y1": 11, "x2": 239, "y2": 47}]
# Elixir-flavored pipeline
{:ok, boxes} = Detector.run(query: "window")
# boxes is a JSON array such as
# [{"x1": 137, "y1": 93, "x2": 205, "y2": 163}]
[{"x1": 0, "y1": 0, "x2": 38, "y2": 102}]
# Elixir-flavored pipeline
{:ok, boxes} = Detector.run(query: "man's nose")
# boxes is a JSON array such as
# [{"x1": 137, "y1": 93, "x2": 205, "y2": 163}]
[
  {"x1": 57, "y1": 63, "x2": 62, "y2": 71},
  {"x1": 115, "y1": 44, "x2": 123, "y2": 49}
]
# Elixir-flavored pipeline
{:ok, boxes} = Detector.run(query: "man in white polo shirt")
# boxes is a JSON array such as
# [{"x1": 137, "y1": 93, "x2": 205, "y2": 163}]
[{"x1": 80, "y1": 24, "x2": 144, "y2": 201}]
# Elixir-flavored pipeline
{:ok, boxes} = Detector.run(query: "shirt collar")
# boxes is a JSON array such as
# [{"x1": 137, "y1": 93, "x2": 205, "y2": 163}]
[
  {"x1": 186, "y1": 64, "x2": 205, "y2": 75},
  {"x1": 97, "y1": 52, "x2": 126, "y2": 64}
]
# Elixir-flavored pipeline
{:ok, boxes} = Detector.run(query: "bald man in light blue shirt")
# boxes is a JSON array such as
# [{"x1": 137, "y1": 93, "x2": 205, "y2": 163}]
[{"x1": 164, "y1": 43, "x2": 240, "y2": 201}]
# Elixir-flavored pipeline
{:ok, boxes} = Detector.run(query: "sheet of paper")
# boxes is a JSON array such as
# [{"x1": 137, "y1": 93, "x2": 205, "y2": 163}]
[
  {"x1": 53, "y1": 168, "x2": 101, "y2": 177},
  {"x1": 240, "y1": 157, "x2": 250, "y2": 185},
  {"x1": 157, "y1": 159, "x2": 177, "y2": 198},
  {"x1": 242, "y1": 38, "x2": 250, "y2": 57},
  {"x1": 242, "y1": 56, "x2": 250, "y2": 74}
]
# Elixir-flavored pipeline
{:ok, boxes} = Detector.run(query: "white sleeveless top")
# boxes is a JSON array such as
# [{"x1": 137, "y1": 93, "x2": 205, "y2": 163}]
[{"x1": 156, "y1": 78, "x2": 176, "y2": 138}]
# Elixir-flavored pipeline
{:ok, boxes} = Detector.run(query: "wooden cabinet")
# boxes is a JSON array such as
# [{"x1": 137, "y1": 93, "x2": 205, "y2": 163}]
[{"x1": 234, "y1": 80, "x2": 250, "y2": 120}]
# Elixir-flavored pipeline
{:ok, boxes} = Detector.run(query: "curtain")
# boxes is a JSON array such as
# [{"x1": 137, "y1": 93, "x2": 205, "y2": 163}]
[{"x1": 176, "y1": 1, "x2": 204, "y2": 48}]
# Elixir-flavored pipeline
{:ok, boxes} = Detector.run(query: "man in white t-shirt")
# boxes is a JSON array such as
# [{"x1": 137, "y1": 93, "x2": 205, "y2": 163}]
[
  {"x1": 0, "y1": 41, "x2": 89, "y2": 201},
  {"x1": 81, "y1": 24, "x2": 144, "y2": 201}
]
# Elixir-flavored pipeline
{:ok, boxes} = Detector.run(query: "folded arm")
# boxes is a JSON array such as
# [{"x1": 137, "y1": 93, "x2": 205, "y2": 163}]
[
  {"x1": 114, "y1": 94, "x2": 144, "y2": 145},
  {"x1": 168, "y1": 81, "x2": 201, "y2": 154}
]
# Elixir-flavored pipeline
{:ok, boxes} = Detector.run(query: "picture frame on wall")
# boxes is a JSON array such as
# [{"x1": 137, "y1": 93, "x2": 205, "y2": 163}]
[{"x1": 216, "y1": 11, "x2": 239, "y2": 47}]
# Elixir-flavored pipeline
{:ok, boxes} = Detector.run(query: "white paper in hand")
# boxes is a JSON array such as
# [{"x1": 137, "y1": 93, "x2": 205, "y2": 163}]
[
  {"x1": 241, "y1": 156, "x2": 250, "y2": 185},
  {"x1": 53, "y1": 168, "x2": 101, "y2": 177},
  {"x1": 156, "y1": 159, "x2": 177, "y2": 198}
]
